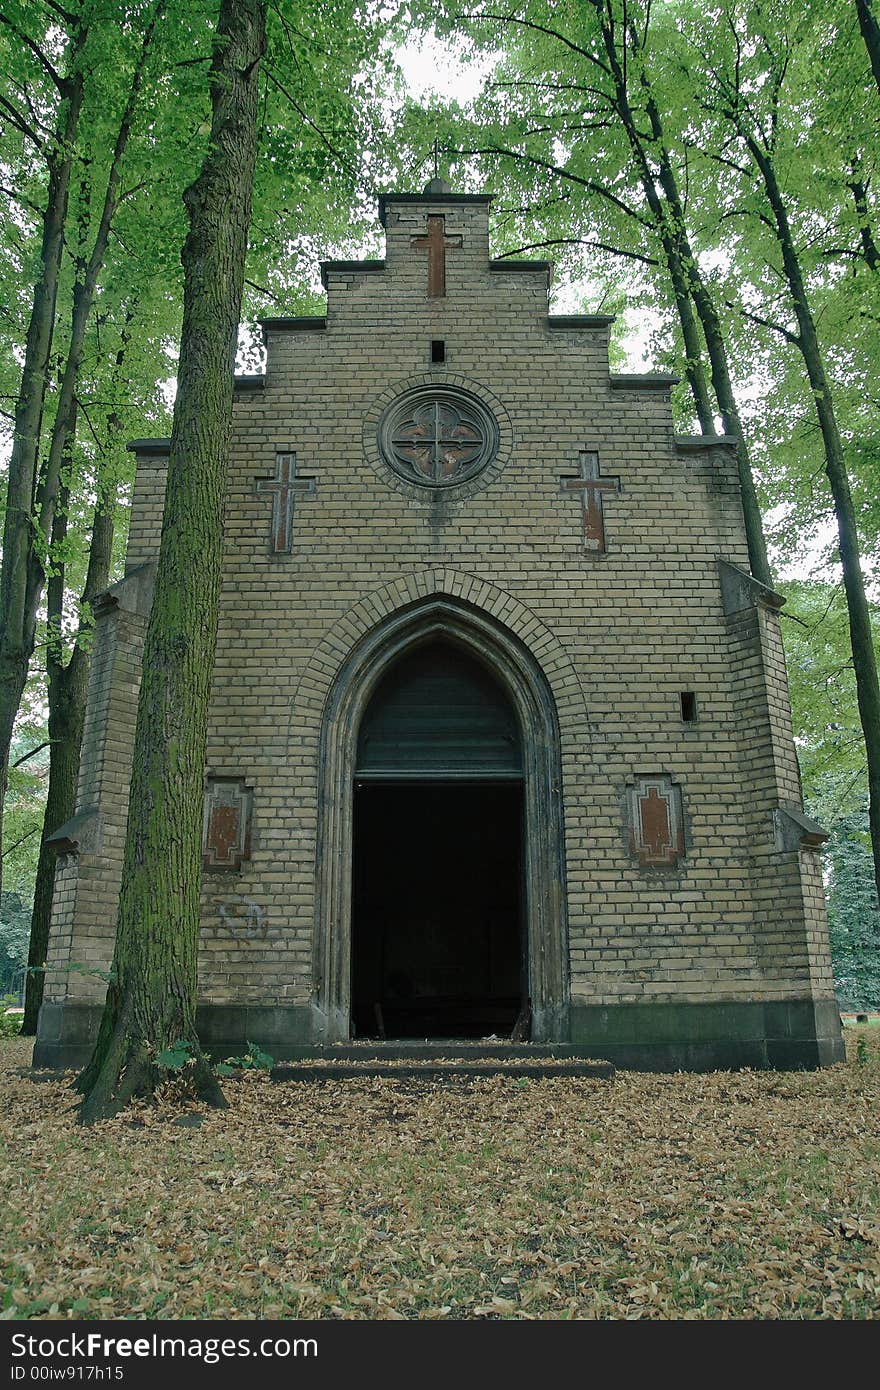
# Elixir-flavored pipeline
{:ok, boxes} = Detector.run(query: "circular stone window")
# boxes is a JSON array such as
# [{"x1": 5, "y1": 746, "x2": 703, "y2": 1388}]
[{"x1": 378, "y1": 385, "x2": 499, "y2": 489}]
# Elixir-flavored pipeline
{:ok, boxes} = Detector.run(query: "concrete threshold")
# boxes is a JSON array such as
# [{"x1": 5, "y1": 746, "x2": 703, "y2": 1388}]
[{"x1": 269, "y1": 1043, "x2": 615, "y2": 1081}]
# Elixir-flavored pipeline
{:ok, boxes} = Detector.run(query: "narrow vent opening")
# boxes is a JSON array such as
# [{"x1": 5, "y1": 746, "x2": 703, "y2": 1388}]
[{"x1": 680, "y1": 691, "x2": 698, "y2": 723}]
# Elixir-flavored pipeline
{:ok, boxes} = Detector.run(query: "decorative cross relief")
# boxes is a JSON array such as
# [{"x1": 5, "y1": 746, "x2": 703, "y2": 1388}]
[
  {"x1": 560, "y1": 450, "x2": 621, "y2": 553},
  {"x1": 255, "y1": 451, "x2": 315, "y2": 554},
  {"x1": 202, "y1": 778, "x2": 253, "y2": 871},
  {"x1": 627, "y1": 777, "x2": 685, "y2": 868},
  {"x1": 411, "y1": 215, "x2": 462, "y2": 297}
]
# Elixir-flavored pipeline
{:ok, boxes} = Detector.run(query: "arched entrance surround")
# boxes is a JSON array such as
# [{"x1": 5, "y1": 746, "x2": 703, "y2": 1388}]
[{"x1": 313, "y1": 595, "x2": 570, "y2": 1042}]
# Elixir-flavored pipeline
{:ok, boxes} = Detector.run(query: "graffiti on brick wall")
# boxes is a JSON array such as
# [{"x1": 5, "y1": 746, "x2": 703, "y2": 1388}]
[{"x1": 208, "y1": 898, "x2": 280, "y2": 942}]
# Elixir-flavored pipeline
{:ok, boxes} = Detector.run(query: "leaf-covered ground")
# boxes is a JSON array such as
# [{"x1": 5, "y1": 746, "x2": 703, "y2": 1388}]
[{"x1": 1, "y1": 1030, "x2": 879, "y2": 1320}]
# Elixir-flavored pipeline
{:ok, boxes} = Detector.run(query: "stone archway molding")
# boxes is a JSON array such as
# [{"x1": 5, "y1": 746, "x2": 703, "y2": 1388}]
[
  {"x1": 289, "y1": 567, "x2": 590, "y2": 746},
  {"x1": 312, "y1": 586, "x2": 572, "y2": 1044}
]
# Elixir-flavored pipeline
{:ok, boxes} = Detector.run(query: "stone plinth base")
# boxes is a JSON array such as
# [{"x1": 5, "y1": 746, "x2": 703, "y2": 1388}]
[{"x1": 34, "y1": 997, "x2": 845, "y2": 1072}]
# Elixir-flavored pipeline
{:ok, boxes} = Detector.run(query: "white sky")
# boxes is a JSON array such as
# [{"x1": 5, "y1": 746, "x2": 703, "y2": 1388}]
[{"x1": 395, "y1": 32, "x2": 496, "y2": 105}]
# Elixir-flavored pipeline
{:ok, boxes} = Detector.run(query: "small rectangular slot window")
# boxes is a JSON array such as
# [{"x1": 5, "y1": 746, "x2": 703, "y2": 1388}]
[
  {"x1": 431, "y1": 339, "x2": 446, "y2": 363},
  {"x1": 680, "y1": 691, "x2": 698, "y2": 723}
]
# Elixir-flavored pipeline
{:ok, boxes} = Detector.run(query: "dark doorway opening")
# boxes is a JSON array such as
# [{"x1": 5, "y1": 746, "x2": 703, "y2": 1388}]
[{"x1": 351, "y1": 781, "x2": 525, "y2": 1039}]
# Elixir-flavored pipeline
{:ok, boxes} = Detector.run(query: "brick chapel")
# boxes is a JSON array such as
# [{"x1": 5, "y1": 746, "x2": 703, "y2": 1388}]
[{"x1": 34, "y1": 181, "x2": 845, "y2": 1070}]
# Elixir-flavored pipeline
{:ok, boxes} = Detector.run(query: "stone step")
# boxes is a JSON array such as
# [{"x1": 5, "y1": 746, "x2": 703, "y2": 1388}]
[
  {"x1": 270, "y1": 1062, "x2": 613, "y2": 1081},
  {"x1": 270, "y1": 1041, "x2": 589, "y2": 1061}
]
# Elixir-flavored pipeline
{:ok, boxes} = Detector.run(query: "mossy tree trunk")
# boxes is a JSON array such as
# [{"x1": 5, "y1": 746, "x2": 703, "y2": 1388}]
[{"x1": 77, "y1": 0, "x2": 267, "y2": 1122}]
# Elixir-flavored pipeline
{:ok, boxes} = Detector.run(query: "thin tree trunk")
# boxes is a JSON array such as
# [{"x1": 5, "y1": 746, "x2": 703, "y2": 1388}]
[
  {"x1": 0, "y1": 28, "x2": 86, "y2": 896},
  {"x1": 856, "y1": 0, "x2": 880, "y2": 95},
  {"x1": 23, "y1": 313, "x2": 134, "y2": 1034},
  {"x1": 615, "y1": 12, "x2": 772, "y2": 585},
  {"x1": 598, "y1": 55, "x2": 717, "y2": 434},
  {"x1": 31, "y1": 3, "x2": 163, "y2": 562},
  {"x1": 646, "y1": 123, "x2": 772, "y2": 586},
  {"x1": 16, "y1": 8, "x2": 164, "y2": 950},
  {"x1": 752, "y1": 138, "x2": 880, "y2": 903},
  {"x1": 848, "y1": 162, "x2": 879, "y2": 269},
  {"x1": 78, "y1": 0, "x2": 267, "y2": 1122},
  {"x1": 22, "y1": 485, "x2": 115, "y2": 1035}
]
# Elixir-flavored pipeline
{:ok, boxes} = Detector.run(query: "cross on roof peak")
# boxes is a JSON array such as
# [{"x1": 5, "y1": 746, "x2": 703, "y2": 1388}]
[
  {"x1": 422, "y1": 138, "x2": 452, "y2": 195},
  {"x1": 411, "y1": 215, "x2": 463, "y2": 297}
]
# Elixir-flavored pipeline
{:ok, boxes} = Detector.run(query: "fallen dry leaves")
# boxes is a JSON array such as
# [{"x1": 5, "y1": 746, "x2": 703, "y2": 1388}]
[{"x1": 1, "y1": 1029, "x2": 879, "y2": 1320}]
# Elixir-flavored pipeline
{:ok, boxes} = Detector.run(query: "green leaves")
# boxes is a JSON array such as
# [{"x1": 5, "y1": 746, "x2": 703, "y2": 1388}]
[
  {"x1": 156, "y1": 1038, "x2": 194, "y2": 1071},
  {"x1": 214, "y1": 1041, "x2": 274, "y2": 1074}
]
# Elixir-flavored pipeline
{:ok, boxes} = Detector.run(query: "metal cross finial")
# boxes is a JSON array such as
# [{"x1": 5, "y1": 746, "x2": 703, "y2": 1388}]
[{"x1": 433, "y1": 137, "x2": 440, "y2": 179}]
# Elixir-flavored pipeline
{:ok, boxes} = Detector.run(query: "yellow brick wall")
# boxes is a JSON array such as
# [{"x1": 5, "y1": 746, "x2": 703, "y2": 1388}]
[{"x1": 44, "y1": 191, "x2": 837, "y2": 1029}]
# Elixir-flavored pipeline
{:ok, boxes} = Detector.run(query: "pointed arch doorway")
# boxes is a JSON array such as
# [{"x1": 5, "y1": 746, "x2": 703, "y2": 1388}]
[
  {"x1": 351, "y1": 641, "x2": 525, "y2": 1039},
  {"x1": 314, "y1": 597, "x2": 570, "y2": 1044}
]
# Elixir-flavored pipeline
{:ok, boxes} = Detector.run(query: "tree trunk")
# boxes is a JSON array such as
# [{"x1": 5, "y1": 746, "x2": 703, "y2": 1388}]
[
  {"x1": 856, "y1": 0, "x2": 880, "y2": 95},
  {"x1": 31, "y1": 4, "x2": 162, "y2": 561},
  {"x1": 1, "y1": 6, "x2": 157, "y2": 903},
  {"x1": 649, "y1": 138, "x2": 772, "y2": 586},
  {"x1": 0, "y1": 34, "x2": 86, "y2": 896},
  {"x1": 848, "y1": 163, "x2": 879, "y2": 270},
  {"x1": 22, "y1": 486, "x2": 115, "y2": 1035},
  {"x1": 752, "y1": 138, "x2": 880, "y2": 904},
  {"x1": 625, "y1": 20, "x2": 772, "y2": 586},
  {"x1": 593, "y1": 21, "x2": 717, "y2": 434},
  {"x1": 78, "y1": 0, "x2": 267, "y2": 1123},
  {"x1": 22, "y1": 306, "x2": 135, "y2": 1035},
  {"x1": 14, "y1": 5, "x2": 163, "y2": 945},
  {"x1": 22, "y1": 650, "x2": 88, "y2": 1034}
]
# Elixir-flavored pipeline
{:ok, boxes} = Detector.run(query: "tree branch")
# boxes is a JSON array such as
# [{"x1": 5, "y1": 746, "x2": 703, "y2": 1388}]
[
  {"x1": 0, "y1": 11, "x2": 64, "y2": 90},
  {"x1": 725, "y1": 298, "x2": 800, "y2": 346},
  {"x1": 496, "y1": 236, "x2": 658, "y2": 266},
  {"x1": 459, "y1": 11, "x2": 612, "y2": 74},
  {"x1": 263, "y1": 67, "x2": 357, "y2": 176},
  {"x1": 0, "y1": 91, "x2": 43, "y2": 149},
  {"x1": 40, "y1": 0, "x2": 77, "y2": 24},
  {"x1": 452, "y1": 143, "x2": 654, "y2": 228},
  {"x1": 12, "y1": 741, "x2": 51, "y2": 767}
]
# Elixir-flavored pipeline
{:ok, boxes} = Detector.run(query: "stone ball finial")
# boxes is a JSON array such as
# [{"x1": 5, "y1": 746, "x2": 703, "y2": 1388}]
[{"x1": 423, "y1": 176, "x2": 452, "y2": 195}]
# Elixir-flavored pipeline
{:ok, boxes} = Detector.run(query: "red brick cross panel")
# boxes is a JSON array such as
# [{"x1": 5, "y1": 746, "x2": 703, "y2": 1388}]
[
  {"x1": 628, "y1": 777, "x2": 685, "y2": 867},
  {"x1": 410, "y1": 215, "x2": 463, "y2": 297},
  {"x1": 560, "y1": 450, "x2": 621, "y2": 553},
  {"x1": 202, "y1": 779, "x2": 252, "y2": 870},
  {"x1": 639, "y1": 787, "x2": 677, "y2": 863},
  {"x1": 255, "y1": 452, "x2": 316, "y2": 554}
]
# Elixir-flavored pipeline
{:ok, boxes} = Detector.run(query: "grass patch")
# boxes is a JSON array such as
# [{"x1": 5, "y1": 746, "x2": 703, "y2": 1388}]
[{"x1": 0, "y1": 1012, "x2": 22, "y2": 1041}]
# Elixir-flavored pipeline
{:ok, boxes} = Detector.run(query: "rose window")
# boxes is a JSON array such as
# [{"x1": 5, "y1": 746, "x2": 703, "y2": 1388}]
[{"x1": 378, "y1": 387, "x2": 499, "y2": 488}]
